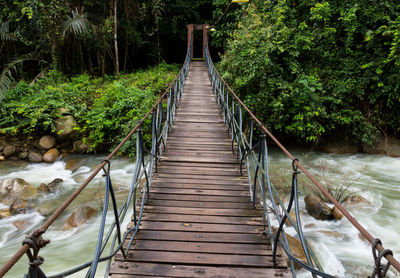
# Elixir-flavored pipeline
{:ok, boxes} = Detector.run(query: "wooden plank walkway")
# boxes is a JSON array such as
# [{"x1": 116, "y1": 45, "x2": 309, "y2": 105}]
[{"x1": 109, "y1": 61, "x2": 291, "y2": 277}]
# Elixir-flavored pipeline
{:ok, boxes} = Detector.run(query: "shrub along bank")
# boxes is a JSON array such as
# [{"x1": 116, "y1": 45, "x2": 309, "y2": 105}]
[{"x1": 0, "y1": 63, "x2": 179, "y2": 161}]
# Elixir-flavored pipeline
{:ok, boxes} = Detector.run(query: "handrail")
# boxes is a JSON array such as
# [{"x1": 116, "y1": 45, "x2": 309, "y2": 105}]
[
  {"x1": 204, "y1": 34, "x2": 400, "y2": 276},
  {"x1": 0, "y1": 33, "x2": 193, "y2": 278}
]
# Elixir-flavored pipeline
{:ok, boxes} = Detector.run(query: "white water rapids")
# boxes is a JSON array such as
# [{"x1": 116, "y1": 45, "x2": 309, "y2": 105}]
[{"x1": 0, "y1": 151, "x2": 399, "y2": 277}]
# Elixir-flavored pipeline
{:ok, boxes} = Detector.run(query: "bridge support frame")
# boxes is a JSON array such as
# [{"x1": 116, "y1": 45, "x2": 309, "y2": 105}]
[{"x1": 187, "y1": 24, "x2": 209, "y2": 59}]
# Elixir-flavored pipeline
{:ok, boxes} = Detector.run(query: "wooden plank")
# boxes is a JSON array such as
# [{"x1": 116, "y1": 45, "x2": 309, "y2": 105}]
[
  {"x1": 143, "y1": 199, "x2": 251, "y2": 209},
  {"x1": 132, "y1": 230, "x2": 267, "y2": 244},
  {"x1": 135, "y1": 221, "x2": 263, "y2": 234},
  {"x1": 166, "y1": 138, "x2": 232, "y2": 145},
  {"x1": 139, "y1": 213, "x2": 262, "y2": 226},
  {"x1": 149, "y1": 188, "x2": 249, "y2": 197},
  {"x1": 149, "y1": 193, "x2": 250, "y2": 202},
  {"x1": 174, "y1": 118, "x2": 224, "y2": 124},
  {"x1": 162, "y1": 151, "x2": 235, "y2": 157},
  {"x1": 151, "y1": 183, "x2": 248, "y2": 191},
  {"x1": 160, "y1": 156, "x2": 237, "y2": 164},
  {"x1": 114, "y1": 250, "x2": 283, "y2": 268},
  {"x1": 156, "y1": 166, "x2": 239, "y2": 175},
  {"x1": 110, "y1": 262, "x2": 291, "y2": 278},
  {"x1": 144, "y1": 206, "x2": 261, "y2": 217},
  {"x1": 127, "y1": 240, "x2": 271, "y2": 255},
  {"x1": 169, "y1": 131, "x2": 228, "y2": 137},
  {"x1": 159, "y1": 161, "x2": 239, "y2": 169},
  {"x1": 151, "y1": 177, "x2": 247, "y2": 186}
]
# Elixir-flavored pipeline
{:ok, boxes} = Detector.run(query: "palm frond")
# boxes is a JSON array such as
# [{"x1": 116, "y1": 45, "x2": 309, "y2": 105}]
[
  {"x1": 62, "y1": 9, "x2": 89, "y2": 38},
  {"x1": 0, "y1": 55, "x2": 34, "y2": 102},
  {"x1": 0, "y1": 21, "x2": 19, "y2": 42}
]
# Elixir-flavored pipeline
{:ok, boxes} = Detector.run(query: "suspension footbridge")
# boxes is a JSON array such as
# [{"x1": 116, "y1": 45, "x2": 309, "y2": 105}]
[{"x1": 0, "y1": 24, "x2": 399, "y2": 278}]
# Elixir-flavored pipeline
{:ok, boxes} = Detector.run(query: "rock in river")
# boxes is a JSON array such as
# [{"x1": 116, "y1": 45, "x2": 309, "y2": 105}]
[
  {"x1": 3, "y1": 145, "x2": 16, "y2": 157},
  {"x1": 28, "y1": 151, "x2": 43, "y2": 163},
  {"x1": 39, "y1": 135, "x2": 56, "y2": 150},
  {"x1": 0, "y1": 178, "x2": 37, "y2": 204},
  {"x1": 64, "y1": 206, "x2": 97, "y2": 230},
  {"x1": 43, "y1": 148, "x2": 60, "y2": 163},
  {"x1": 304, "y1": 195, "x2": 334, "y2": 221},
  {"x1": 38, "y1": 178, "x2": 63, "y2": 193}
]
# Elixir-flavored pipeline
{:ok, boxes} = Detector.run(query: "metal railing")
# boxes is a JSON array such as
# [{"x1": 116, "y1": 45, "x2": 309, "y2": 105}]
[
  {"x1": 204, "y1": 35, "x2": 400, "y2": 277},
  {"x1": 0, "y1": 36, "x2": 192, "y2": 278}
]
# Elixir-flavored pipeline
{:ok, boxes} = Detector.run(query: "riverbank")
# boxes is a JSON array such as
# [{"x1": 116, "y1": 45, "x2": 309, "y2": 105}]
[{"x1": 0, "y1": 63, "x2": 179, "y2": 163}]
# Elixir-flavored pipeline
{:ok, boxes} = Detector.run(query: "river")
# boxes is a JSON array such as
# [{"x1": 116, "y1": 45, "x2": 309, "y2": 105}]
[{"x1": 0, "y1": 151, "x2": 399, "y2": 277}]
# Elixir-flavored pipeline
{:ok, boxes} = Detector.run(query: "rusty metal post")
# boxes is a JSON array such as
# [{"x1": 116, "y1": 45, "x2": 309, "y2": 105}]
[
  {"x1": 203, "y1": 24, "x2": 210, "y2": 59},
  {"x1": 187, "y1": 24, "x2": 194, "y2": 59}
]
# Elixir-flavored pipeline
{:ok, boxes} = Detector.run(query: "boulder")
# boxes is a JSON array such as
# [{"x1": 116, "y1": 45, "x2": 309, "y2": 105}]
[
  {"x1": 65, "y1": 157, "x2": 83, "y2": 172},
  {"x1": 37, "y1": 179, "x2": 63, "y2": 193},
  {"x1": 10, "y1": 198, "x2": 27, "y2": 214},
  {"x1": 18, "y1": 151, "x2": 29, "y2": 160},
  {"x1": 39, "y1": 135, "x2": 56, "y2": 150},
  {"x1": 64, "y1": 206, "x2": 97, "y2": 230},
  {"x1": 47, "y1": 178, "x2": 63, "y2": 193},
  {"x1": 55, "y1": 115, "x2": 77, "y2": 139},
  {"x1": 0, "y1": 178, "x2": 37, "y2": 204},
  {"x1": 73, "y1": 140, "x2": 89, "y2": 153},
  {"x1": 37, "y1": 183, "x2": 48, "y2": 192},
  {"x1": 344, "y1": 195, "x2": 371, "y2": 205},
  {"x1": 272, "y1": 226, "x2": 307, "y2": 269},
  {"x1": 285, "y1": 211, "x2": 297, "y2": 227},
  {"x1": 12, "y1": 220, "x2": 28, "y2": 230},
  {"x1": 28, "y1": 151, "x2": 43, "y2": 163},
  {"x1": 56, "y1": 108, "x2": 72, "y2": 116},
  {"x1": 304, "y1": 196, "x2": 335, "y2": 221},
  {"x1": 37, "y1": 203, "x2": 56, "y2": 217},
  {"x1": 331, "y1": 206, "x2": 343, "y2": 220},
  {"x1": 304, "y1": 223, "x2": 316, "y2": 229},
  {"x1": 0, "y1": 156, "x2": 5, "y2": 161},
  {"x1": 0, "y1": 209, "x2": 10, "y2": 219},
  {"x1": 43, "y1": 148, "x2": 60, "y2": 163},
  {"x1": 318, "y1": 230, "x2": 343, "y2": 238},
  {"x1": 3, "y1": 145, "x2": 16, "y2": 157}
]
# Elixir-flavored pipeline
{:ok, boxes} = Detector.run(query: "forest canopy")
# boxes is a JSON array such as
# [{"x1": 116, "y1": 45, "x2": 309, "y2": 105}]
[
  {"x1": 2, "y1": 0, "x2": 400, "y2": 148},
  {"x1": 218, "y1": 0, "x2": 400, "y2": 146}
]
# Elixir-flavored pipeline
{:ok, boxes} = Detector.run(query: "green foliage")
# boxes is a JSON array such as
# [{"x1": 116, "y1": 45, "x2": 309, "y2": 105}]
[
  {"x1": 219, "y1": 1, "x2": 400, "y2": 145},
  {"x1": 0, "y1": 63, "x2": 179, "y2": 154}
]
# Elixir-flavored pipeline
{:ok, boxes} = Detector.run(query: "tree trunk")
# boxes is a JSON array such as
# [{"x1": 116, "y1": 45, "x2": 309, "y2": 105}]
[
  {"x1": 78, "y1": 43, "x2": 84, "y2": 74},
  {"x1": 123, "y1": 38, "x2": 128, "y2": 72},
  {"x1": 50, "y1": 36, "x2": 60, "y2": 70},
  {"x1": 113, "y1": 0, "x2": 120, "y2": 78},
  {"x1": 88, "y1": 49, "x2": 93, "y2": 74},
  {"x1": 156, "y1": 25, "x2": 161, "y2": 64}
]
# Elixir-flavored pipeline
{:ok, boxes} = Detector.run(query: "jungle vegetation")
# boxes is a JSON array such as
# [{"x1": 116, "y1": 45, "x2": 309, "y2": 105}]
[{"x1": 2, "y1": 0, "x2": 400, "y2": 150}]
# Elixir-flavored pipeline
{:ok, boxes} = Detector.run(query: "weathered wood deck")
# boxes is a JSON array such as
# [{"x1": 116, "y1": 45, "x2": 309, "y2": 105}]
[{"x1": 109, "y1": 61, "x2": 291, "y2": 277}]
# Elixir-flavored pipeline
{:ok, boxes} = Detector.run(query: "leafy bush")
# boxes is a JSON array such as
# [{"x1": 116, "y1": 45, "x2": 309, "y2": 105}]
[
  {"x1": 0, "y1": 63, "x2": 179, "y2": 154},
  {"x1": 219, "y1": 1, "x2": 400, "y2": 145}
]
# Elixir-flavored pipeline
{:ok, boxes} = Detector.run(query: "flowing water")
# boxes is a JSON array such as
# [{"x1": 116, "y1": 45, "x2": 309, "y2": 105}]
[{"x1": 0, "y1": 151, "x2": 399, "y2": 277}]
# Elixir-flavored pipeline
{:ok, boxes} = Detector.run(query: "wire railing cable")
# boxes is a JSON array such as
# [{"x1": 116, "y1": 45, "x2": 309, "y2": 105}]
[
  {"x1": 204, "y1": 33, "x2": 399, "y2": 276},
  {"x1": 0, "y1": 34, "x2": 193, "y2": 278}
]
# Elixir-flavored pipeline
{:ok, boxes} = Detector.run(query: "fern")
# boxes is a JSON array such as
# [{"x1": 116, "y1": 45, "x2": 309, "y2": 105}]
[
  {"x1": 62, "y1": 9, "x2": 90, "y2": 38},
  {"x1": 0, "y1": 55, "x2": 33, "y2": 101},
  {"x1": 0, "y1": 21, "x2": 19, "y2": 42}
]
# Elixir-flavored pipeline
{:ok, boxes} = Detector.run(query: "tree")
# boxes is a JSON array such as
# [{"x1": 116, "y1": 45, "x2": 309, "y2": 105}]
[{"x1": 113, "y1": 0, "x2": 119, "y2": 78}]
